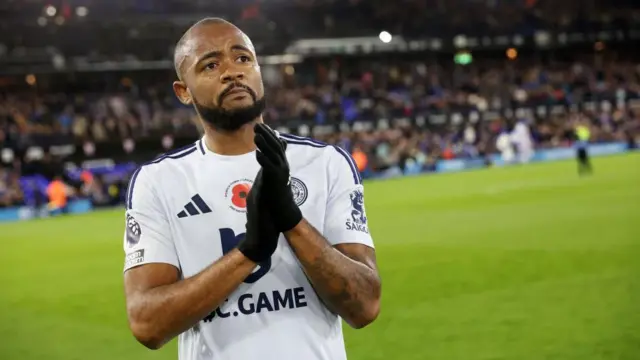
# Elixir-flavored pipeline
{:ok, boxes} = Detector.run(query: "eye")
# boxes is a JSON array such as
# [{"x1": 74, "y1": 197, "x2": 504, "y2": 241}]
[
  {"x1": 237, "y1": 55, "x2": 251, "y2": 63},
  {"x1": 204, "y1": 62, "x2": 218, "y2": 70}
]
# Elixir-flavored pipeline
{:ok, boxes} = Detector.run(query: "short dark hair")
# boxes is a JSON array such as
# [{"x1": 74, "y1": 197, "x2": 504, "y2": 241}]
[{"x1": 173, "y1": 17, "x2": 233, "y2": 80}]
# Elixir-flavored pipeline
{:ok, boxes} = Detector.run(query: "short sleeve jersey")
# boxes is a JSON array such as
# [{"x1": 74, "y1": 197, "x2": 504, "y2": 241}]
[{"x1": 123, "y1": 133, "x2": 374, "y2": 360}]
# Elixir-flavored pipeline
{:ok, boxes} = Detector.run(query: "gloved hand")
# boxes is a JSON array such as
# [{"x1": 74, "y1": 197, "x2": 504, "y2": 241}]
[
  {"x1": 238, "y1": 168, "x2": 280, "y2": 263},
  {"x1": 253, "y1": 123, "x2": 303, "y2": 232}
]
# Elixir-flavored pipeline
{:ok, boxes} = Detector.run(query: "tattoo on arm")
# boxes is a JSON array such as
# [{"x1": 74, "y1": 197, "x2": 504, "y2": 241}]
[
  {"x1": 285, "y1": 220, "x2": 381, "y2": 327},
  {"x1": 313, "y1": 243, "x2": 380, "y2": 319}
]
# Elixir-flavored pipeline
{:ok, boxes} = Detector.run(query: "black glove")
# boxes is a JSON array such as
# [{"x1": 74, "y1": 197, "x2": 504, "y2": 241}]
[
  {"x1": 238, "y1": 168, "x2": 280, "y2": 263},
  {"x1": 254, "y1": 123, "x2": 303, "y2": 232}
]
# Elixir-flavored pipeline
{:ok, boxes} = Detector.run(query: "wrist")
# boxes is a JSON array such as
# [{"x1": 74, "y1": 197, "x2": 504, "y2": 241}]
[
  {"x1": 277, "y1": 202, "x2": 302, "y2": 232},
  {"x1": 283, "y1": 217, "x2": 305, "y2": 237},
  {"x1": 237, "y1": 238, "x2": 267, "y2": 264},
  {"x1": 232, "y1": 248, "x2": 259, "y2": 267}
]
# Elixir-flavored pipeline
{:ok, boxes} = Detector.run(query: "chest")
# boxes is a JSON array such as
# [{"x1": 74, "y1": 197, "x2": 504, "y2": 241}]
[{"x1": 160, "y1": 159, "x2": 327, "y2": 277}]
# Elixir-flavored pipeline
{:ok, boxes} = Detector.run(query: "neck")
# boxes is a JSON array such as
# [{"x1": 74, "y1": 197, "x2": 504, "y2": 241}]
[{"x1": 203, "y1": 118, "x2": 262, "y2": 156}]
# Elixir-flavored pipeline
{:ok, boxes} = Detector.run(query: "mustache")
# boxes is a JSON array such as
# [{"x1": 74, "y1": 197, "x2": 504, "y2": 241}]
[{"x1": 218, "y1": 83, "x2": 257, "y2": 104}]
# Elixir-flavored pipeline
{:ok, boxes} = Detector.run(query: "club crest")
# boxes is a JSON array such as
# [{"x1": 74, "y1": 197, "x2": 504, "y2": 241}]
[{"x1": 290, "y1": 177, "x2": 308, "y2": 206}]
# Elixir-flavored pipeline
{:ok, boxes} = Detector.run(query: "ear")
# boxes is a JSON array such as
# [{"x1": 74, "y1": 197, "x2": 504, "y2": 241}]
[{"x1": 173, "y1": 80, "x2": 192, "y2": 105}]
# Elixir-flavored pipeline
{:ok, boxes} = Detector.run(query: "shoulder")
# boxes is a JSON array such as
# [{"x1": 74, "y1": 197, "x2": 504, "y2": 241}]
[
  {"x1": 279, "y1": 133, "x2": 361, "y2": 185},
  {"x1": 138, "y1": 142, "x2": 199, "y2": 174},
  {"x1": 279, "y1": 132, "x2": 349, "y2": 163},
  {"x1": 125, "y1": 142, "x2": 200, "y2": 209}
]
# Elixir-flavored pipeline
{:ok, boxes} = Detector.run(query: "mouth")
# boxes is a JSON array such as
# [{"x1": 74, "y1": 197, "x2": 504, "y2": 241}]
[
  {"x1": 223, "y1": 88, "x2": 250, "y2": 100},
  {"x1": 227, "y1": 88, "x2": 248, "y2": 96}
]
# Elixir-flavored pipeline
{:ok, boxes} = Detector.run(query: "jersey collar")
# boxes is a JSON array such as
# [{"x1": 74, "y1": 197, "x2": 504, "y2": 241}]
[{"x1": 197, "y1": 136, "x2": 256, "y2": 162}]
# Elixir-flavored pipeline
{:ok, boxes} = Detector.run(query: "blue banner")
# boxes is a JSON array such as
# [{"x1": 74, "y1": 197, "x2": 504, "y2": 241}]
[
  {"x1": 0, "y1": 199, "x2": 93, "y2": 223},
  {"x1": 436, "y1": 158, "x2": 487, "y2": 173},
  {"x1": 436, "y1": 142, "x2": 630, "y2": 173}
]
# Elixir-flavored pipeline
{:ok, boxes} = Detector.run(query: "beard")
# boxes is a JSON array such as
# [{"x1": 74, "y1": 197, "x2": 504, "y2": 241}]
[{"x1": 193, "y1": 86, "x2": 266, "y2": 132}]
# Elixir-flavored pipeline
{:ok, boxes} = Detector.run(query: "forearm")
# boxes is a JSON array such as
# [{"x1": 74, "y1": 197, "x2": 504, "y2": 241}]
[
  {"x1": 127, "y1": 249, "x2": 256, "y2": 348},
  {"x1": 284, "y1": 219, "x2": 381, "y2": 328}
]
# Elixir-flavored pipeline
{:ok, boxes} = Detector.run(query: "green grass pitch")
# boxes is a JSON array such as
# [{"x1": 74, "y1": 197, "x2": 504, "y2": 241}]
[{"x1": 1, "y1": 153, "x2": 639, "y2": 360}]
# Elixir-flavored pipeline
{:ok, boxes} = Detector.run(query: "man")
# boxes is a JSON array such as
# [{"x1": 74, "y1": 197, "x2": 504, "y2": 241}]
[
  {"x1": 511, "y1": 118, "x2": 534, "y2": 164},
  {"x1": 574, "y1": 120, "x2": 593, "y2": 175},
  {"x1": 495, "y1": 127, "x2": 515, "y2": 166},
  {"x1": 122, "y1": 18, "x2": 381, "y2": 360},
  {"x1": 46, "y1": 175, "x2": 70, "y2": 215}
]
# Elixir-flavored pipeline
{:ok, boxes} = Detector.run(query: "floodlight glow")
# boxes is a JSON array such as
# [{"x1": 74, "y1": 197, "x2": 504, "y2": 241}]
[{"x1": 379, "y1": 31, "x2": 392, "y2": 43}]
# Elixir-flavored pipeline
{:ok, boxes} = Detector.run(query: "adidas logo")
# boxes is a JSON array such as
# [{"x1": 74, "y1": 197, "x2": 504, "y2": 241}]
[{"x1": 177, "y1": 194, "x2": 212, "y2": 218}]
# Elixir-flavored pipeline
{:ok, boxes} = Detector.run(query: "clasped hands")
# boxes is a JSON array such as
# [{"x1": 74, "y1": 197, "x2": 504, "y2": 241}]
[{"x1": 237, "y1": 123, "x2": 303, "y2": 263}]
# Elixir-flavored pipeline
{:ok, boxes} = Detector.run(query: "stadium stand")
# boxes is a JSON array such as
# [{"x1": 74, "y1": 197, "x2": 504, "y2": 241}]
[
  {"x1": 2, "y1": 3, "x2": 640, "y2": 360},
  {"x1": 1, "y1": 0, "x2": 639, "y2": 215}
]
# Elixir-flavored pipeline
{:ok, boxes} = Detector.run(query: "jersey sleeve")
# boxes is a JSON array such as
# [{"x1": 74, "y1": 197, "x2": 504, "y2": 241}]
[
  {"x1": 322, "y1": 147, "x2": 374, "y2": 248},
  {"x1": 123, "y1": 166, "x2": 180, "y2": 272}
]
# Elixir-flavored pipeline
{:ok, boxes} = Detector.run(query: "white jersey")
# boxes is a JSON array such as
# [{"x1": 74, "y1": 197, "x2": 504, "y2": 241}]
[
  {"x1": 495, "y1": 132, "x2": 515, "y2": 164},
  {"x1": 122, "y1": 133, "x2": 374, "y2": 360},
  {"x1": 511, "y1": 122, "x2": 533, "y2": 149},
  {"x1": 510, "y1": 122, "x2": 534, "y2": 163}
]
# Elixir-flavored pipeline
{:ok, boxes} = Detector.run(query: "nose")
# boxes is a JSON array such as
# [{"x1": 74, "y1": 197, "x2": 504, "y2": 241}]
[{"x1": 220, "y1": 68, "x2": 245, "y2": 84}]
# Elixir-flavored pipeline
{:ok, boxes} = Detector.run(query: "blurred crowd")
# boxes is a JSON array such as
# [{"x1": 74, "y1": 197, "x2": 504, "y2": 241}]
[
  {"x1": 2, "y1": 54, "x2": 640, "y2": 146},
  {"x1": 264, "y1": 55, "x2": 640, "y2": 122},
  {"x1": 0, "y1": 167, "x2": 22, "y2": 207},
  {"x1": 2, "y1": 0, "x2": 640, "y2": 210},
  {"x1": 0, "y1": 152, "x2": 130, "y2": 209},
  {"x1": 0, "y1": 0, "x2": 638, "y2": 215},
  {"x1": 2, "y1": 54, "x2": 640, "y2": 208}
]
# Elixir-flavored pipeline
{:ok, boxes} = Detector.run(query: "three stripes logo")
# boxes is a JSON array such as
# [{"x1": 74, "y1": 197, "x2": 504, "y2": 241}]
[{"x1": 177, "y1": 194, "x2": 212, "y2": 218}]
